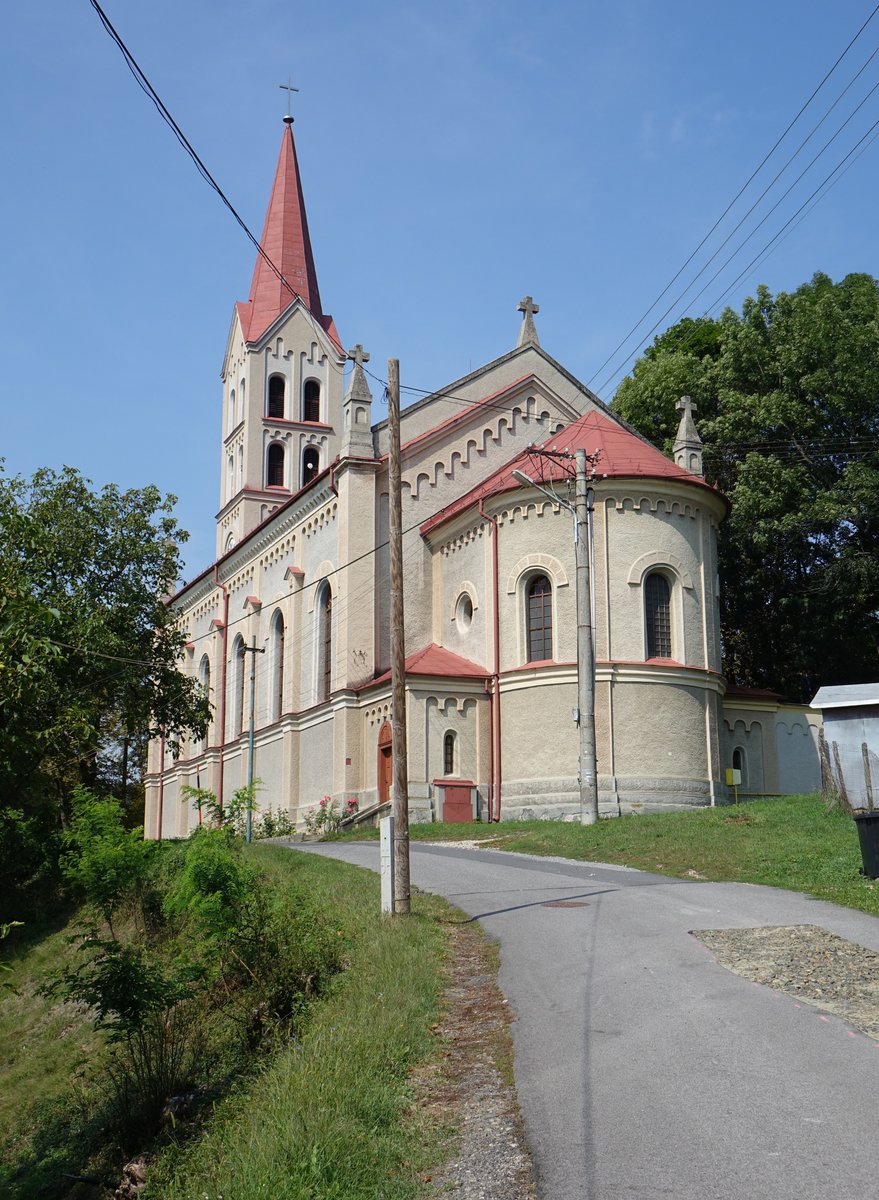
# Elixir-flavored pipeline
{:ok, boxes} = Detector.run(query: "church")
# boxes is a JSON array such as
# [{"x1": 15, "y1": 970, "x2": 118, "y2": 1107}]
[{"x1": 144, "y1": 117, "x2": 820, "y2": 837}]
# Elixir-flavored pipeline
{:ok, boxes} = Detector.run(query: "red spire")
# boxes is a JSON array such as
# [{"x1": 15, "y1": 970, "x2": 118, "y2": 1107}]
[{"x1": 238, "y1": 119, "x2": 323, "y2": 343}]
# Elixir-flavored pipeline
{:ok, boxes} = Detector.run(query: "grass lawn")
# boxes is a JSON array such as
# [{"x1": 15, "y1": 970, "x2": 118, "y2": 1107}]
[{"x1": 336, "y1": 794, "x2": 879, "y2": 917}]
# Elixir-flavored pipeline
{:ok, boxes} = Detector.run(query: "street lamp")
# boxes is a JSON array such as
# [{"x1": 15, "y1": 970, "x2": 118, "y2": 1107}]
[{"x1": 512, "y1": 454, "x2": 598, "y2": 824}]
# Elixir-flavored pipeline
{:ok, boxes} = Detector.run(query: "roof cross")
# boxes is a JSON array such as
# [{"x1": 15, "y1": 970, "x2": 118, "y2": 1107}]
[
  {"x1": 279, "y1": 77, "x2": 300, "y2": 119},
  {"x1": 676, "y1": 395, "x2": 697, "y2": 418},
  {"x1": 347, "y1": 343, "x2": 370, "y2": 368},
  {"x1": 516, "y1": 295, "x2": 541, "y2": 348}
]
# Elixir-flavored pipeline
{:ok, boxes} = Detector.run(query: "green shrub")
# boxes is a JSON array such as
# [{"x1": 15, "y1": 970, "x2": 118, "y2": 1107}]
[{"x1": 60, "y1": 788, "x2": 153, "y2": 930}]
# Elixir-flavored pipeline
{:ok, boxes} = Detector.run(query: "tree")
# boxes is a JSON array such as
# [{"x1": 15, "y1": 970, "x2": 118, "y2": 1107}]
[
  {"x1": 613, "y1": 272, "x2": 879, "y2": 702},
  {"x1": 0, "y1": 466, "x2": 210, "y2": 826}
]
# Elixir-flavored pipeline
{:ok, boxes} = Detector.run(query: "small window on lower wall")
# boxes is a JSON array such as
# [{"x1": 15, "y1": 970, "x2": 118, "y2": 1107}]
[
  {"x1": 443, "y1": 731, "x2": 456, "y2": 776},
  {"x1": 645, "y1": 572, "x2": 671, "y2": 659}
]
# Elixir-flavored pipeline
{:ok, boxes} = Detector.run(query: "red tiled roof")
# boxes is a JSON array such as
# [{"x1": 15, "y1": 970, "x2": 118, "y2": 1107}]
[
  {"x1": 237, "y1": 123, "x2": 324, "y2": 343},
  {"x1": 368, "y1": 644, "x2": 488, "y2": 688},
  {"x1": 421, "y1": 407, "x2": 726, "y2": 534}
]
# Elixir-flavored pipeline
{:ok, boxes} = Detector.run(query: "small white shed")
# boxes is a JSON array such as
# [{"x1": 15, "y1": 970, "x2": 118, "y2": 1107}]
[{"x1": 810, "y1": 684, "x2": 879, "y2": 811}]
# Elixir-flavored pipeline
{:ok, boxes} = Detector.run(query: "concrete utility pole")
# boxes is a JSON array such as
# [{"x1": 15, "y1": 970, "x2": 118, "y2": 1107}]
[
  {"x1": 513, "y1": 449, "x2": 598, "y2": 824},
  {"x1": 241, "y1": 636, "x2": 265, "y2": 843},
  {"x1": 574, "y1": 449, "x2": 599, "y2": 824},
  {"x1": 387, "y1": 358, "x2": 411, "y2": 914}
]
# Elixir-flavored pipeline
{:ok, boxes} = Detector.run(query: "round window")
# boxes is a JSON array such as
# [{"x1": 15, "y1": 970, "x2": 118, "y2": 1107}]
[{"x1": 456, "y1": 592, "x2": 474, "y2": 630}]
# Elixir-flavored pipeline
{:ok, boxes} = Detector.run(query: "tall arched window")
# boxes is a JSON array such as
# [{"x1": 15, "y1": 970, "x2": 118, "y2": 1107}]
[
  {"x1": 227, "y1": 453, "x2": 234, "y2": 500},
  {"x1": 645, "y1": 573, "x2": 672, "y2": 659},
  {"x1": 443, "y1": 731, "x2": 456, "y2": 776},
  {"x1": 318, "y1": 584, "x2": 333, "y2": 702},
  {"x1": 526, "y1": 574, "x2": 553, "y2": 662},
  {"x1": 302, "y1": 447, "x2": 320, "y2": 486},
  {"x1": 268, "y1": 375, "x2": 285, "y2": 419},
  {"x1": 303, "y1": 379, "x2": 321, "y2": 422},
  {"x1": 232, "y1": 635, "x2": 246, "y2": 736},
  {"x1": 199, "y1": 654, "x2": 211, "y2": 747},
  {"x1": 229, "y1": 388, "x2": 236, "y2": 429},
  {"x1": 271, "y1": 610, "x2": 285, "y2": 721},
  {"x1": 267, "y1": 443, "x2": 285, "y2": 488},
  {"x1": 239, "y1": 378, "x2": 245, "y2": 414}
]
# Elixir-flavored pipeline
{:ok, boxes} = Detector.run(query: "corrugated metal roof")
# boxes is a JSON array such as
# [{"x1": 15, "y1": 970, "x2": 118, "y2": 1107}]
[{"x1": 811, "y1": 684, "x2": 879, "y2": 709}]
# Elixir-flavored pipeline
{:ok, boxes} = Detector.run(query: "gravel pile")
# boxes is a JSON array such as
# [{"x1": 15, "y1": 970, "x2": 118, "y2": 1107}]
[{"x1": 693, "y1": 924, "x2": 879, "y2": 1041}]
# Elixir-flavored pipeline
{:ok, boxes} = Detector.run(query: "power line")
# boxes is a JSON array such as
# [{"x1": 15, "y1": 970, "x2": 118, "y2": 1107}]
[
  {"x1": 593, "y1": 87, "x2": 879, "y2": 397},
  {"x1": 686, "y1": 112, "x2": 879, "y2": 320},
  {"x1": 586, "y1": 4, "x2": 879, "y2": 393},
  {"x1": 706, "y1": 122, "x2": 879, "y2": 314},
  {"x1": 88, "y1": 0, "x2": 296, "y2": 299}
]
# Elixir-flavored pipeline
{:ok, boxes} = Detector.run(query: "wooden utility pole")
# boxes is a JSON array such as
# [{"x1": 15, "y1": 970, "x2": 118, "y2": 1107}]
[
  {"x1": 387, "y1": 358, "x2": 411, "y2": 914},
  {"x1": 575, "y1": 449, "x2": 599, "y2": 824}
]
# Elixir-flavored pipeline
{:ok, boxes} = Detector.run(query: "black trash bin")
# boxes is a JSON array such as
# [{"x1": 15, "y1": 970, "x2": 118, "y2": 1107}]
[{"x1": 853, "y1": 812, "x2": 879, "y2": 878}]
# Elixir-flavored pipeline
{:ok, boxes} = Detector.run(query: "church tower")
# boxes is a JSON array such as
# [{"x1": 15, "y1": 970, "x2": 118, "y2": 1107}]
[{"x1": 216, "y1": 116, "x2": 346, "y2": 556}]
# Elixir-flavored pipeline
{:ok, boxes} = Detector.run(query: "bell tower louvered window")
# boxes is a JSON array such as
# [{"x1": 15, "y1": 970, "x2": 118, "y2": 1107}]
[
  {"x1": 302, "y1": 447, "x2": 320, "y2": 485},
  {"x1": 303, "y1": 379, "x2": 321, "y2": 422},
  {"x1": 268, "y1": 375, "x2": 285, "y2": 418},
  {"x1": 267, "y1": 443, "x2": 285, "y2": 488}
]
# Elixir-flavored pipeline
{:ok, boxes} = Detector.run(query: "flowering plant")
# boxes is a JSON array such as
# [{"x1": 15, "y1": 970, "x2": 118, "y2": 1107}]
[{"x1": 303, "y1": 795, "x2": 359, "y2": 835}]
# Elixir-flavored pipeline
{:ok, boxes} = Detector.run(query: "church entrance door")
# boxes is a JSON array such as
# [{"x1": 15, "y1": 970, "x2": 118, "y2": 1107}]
[{"x1": 378, "y1": 721, "x2": 393, "y2": 805}]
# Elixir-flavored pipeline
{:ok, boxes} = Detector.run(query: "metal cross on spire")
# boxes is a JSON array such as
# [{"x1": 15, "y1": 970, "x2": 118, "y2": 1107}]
[{"x1": 279, "y1": 77, "x2": 300, "y2": 120}]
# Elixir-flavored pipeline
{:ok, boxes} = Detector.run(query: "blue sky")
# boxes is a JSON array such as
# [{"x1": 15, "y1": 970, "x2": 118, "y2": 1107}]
[{"x1": 3, "y1": 1, "x2": 877, "y2": 576}]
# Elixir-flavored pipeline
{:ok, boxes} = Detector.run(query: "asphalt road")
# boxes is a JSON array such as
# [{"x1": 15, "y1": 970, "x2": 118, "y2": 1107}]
[{"x1": 297, "y1": 841, "x2": 879, "y2": 1200}]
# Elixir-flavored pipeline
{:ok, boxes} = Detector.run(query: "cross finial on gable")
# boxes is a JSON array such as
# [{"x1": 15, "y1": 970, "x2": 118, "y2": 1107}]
[
  {"x1": 676, "y1": 395, "x2": 696, "y2": 418},
  {"x1": 279, "y1": 77, "x2": 300, "y2": 121},
  {"x1": 516, "y1": 295, "x2": 541, "y2": 348},
  {"x1": 347, "y1": 343, "x2": 370, "y2": 368}
]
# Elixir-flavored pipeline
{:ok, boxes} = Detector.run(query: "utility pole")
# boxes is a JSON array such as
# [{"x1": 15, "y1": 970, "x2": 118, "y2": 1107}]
[
  {"x1": 241, "y1": 636, "x2": 265, "y2": 843},
  {"x1": 574, "y1": 449, "x2": 598, "y2": 824},
  {"x1": 387, "y1": 358, "x2": 411, "y2": 914},
  {"x1": 513, "y1": 448, "x2": 599, "y2": 824}
]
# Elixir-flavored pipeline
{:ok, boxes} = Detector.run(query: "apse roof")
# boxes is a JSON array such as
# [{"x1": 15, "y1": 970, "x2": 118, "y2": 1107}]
[{"x1": 421, "y1": 406, "x2": 727, "y2": 535}]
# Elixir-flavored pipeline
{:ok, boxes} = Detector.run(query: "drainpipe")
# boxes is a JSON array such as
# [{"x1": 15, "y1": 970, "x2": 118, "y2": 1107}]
[
  {"x1": 157, "y1": 730, "x2": 165, "y2": 842},
  {"x1": 479, "y1": 499, "x2": 502, "y2": 822},
  {"x1": 213, "y1": 565, "x2": 230, "y2": 818}
]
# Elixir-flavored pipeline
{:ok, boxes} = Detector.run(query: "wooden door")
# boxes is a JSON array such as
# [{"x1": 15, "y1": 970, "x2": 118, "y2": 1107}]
[{"x1": 378, "y1": 722, "x2": 393, "y2": 804}]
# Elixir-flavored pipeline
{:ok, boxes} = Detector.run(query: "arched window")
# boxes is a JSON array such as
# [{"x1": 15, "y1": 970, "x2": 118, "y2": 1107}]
[
  {"x1": 229, "y1": 388, "x2": 236, "y2": 429},
  {"x1": 645, "y1": 573, "x2": 672, "y2": 659},
  {"x1": 267, "y1": 443, "x2": 285, "y2": 488},
  {"x1": 271, "y1": 610, "x2": 285, "y2": 721},
  {"x1": 302, "y1": 447, "x2": 320, "y2": 486},
  {"x1": 318, "y1": 584, "x2": 333, "y2": 701},
  {"x1": 227, "y1": 454, "x2": 234, "y2": 500},
  {"x1": 199, "y1": 654, "x2": 211, "y2": 746},
  {"x1": 443, "y1": 731, "x2": 456, "y2": 776},
  {"x1": 237, "y1": 445, "x2": 244, "y2": 487},
  {"x1": 526, "y1": 574, "x2": 553, "y2": 662},
  {"x1": 303, "y1": 379, "x2": 321, "y2": 422},
  {"x1": 239, "y1": 378, "x2": 245, "y2": 414},
  {"x1": 268, "y1": 375, "x2": 285, "y2": 419},
  {"x1": 232, "y1": 635, "x2": 246, "y2": 736}
]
